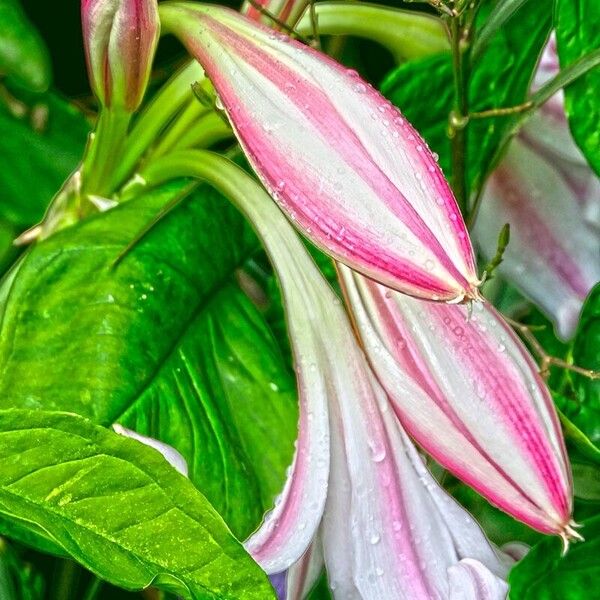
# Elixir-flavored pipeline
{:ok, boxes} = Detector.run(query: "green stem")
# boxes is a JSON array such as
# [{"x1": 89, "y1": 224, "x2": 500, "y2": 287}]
[
  {"x1": 150, "y1": 98, "x2": 210, "y2": 159},
  {"x1": 53, "y1": 560, "x2": 80, "y2": 600},
  {"x1": 81, "y1": 108, "x2": 131, "y2": 197},
  {"x1": 174, "y1": 112, "x2": 233, "y2": 151},
  {"x1": 82, "y1": 577, "x2": 104, "y2": 600},
  {"x1": 449, "y1": 13, "x2": 470, "y2": 215},
  {"x1": 110, "y1": 61, "x2": 205, "y2": 192},
  {"x1": 296, "y1": 2, "x2": 448, "y2": 61}
]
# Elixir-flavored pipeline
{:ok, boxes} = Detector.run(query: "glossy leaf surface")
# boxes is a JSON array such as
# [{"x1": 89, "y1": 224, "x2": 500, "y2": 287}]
[{"x1": 0, "y1": 409, "x2": 275, "y2": 599}]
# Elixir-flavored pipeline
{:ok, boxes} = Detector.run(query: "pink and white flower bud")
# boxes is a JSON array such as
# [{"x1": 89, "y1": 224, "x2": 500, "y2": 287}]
[
  {"x1": 82, "y1": 0, "x2": 160, "y2": 111},
  {"x1": 474, "y1": 36, "x2": 600, "y2": 339},
  {"x1": 340, "y1": 266, "x2": 577, "y2": 543},
  {"x1": 159, "y1": 4, "x2": 481, "y2": 303}
]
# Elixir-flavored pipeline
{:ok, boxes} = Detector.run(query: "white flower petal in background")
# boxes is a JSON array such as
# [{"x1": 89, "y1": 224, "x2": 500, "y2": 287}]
[{"x1": 112, "y1": 424, "x2": 189, "y2": 477}]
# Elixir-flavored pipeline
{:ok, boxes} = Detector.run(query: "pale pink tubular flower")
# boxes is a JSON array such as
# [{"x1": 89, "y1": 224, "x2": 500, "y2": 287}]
[
  {"x1": 193, "y1": 156, "x2": 510, "y2": 600},
  {"x1": 82, "y1": 0, "x2": 160, "y2": 111},
  {"x1": 474, "y1": 35, "x2": 600, "y2": 339},
  {"x1": 339, "y1": 266, "x2": 577, "y2": 544},
  {"x1": 241, "y1": 0, "x2": 311, "y2": 28},
  {"x1": 145, "y1": 151, "x2": 511, "y2": 599},
  {"x1": 158, "y1": 3, "x2": 481, "y2": 303}
]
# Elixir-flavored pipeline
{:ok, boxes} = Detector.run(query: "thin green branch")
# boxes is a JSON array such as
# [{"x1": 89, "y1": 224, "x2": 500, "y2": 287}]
[
  {"x1": 481, "y1": 223, "x2": 510, "y2": 280},
  {"x1": 448, "y1": 12, "x2": 470, "y2": 214}
]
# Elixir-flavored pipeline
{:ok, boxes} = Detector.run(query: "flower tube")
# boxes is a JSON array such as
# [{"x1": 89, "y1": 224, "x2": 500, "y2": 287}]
[
  {"x1": 140, "y1": 150, "x2": 510, "y2": 599},
  {"x1": 339, "y1": 266, "x2": 576, "y2": 543},
  {"x1": 158, "y1": 3, "x2": 481, "y2": 303}
]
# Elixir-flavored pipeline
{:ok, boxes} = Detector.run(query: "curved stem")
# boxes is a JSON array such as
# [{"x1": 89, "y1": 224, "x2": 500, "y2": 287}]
[
  {"x1": 175, "y1": 112, "x2": 233, "y2": 151},
  {"x1": 81, "y1": 108, "x2": 131, "y2": 197},
  {"x1": 297, "y1": 2, "x2": 448, "y2": 60},
  {"x1": 449, "y1": 14, "x2": 470, "y2": 215},
  {"x1": 110, "y1": 61, "x2": 205, "y2": 191},
  {"x1": 150, "y1": 98, "x2": 211, "y2": 159}
]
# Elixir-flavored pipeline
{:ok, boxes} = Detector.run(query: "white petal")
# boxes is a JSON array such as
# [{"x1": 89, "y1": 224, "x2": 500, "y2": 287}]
[
  {"x1": 448, "y1": 559, "x2": 509, "y2": 600},
  {"x1": 475, "y1": 138, "x2": 600, "y2": 339},
  {"x1": 112, "y1": 424, "x2": 189, "y2": 476}
]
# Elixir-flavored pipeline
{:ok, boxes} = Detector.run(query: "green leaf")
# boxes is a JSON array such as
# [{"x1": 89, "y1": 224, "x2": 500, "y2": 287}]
[
  {"x1": 569, "y1": 284, "x2": 600, "y2": 445},
  {"x1": 556, "y1": 0, "x2": 600, "y2": 177},
  {"x1": 558, "y1": 412, "x2": 600, "y2": 501},
  {"x1": 0, "y1": 180, "x2": 297, "y2": 539},
  {"x1": 0, "y1": 92, "x2": 89, "y2": 227},
  {"x1": 508, "y1": 515, "x2": 600, "y2": 598},
  {"x1": 0, "y1": 409, "x2": 275, "y2": 599},
  {"x1": 472, "y1": 0, "x2": 531, "y2": 60},
  {"x1": 381, "y1": 0, "x2": 551, "y2": 193},
  {"x1": 0, "y1": 0, "x2": 51, "y2": 92}
]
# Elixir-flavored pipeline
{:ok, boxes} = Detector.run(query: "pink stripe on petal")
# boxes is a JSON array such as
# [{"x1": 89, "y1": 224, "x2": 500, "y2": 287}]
[
  {"x1": 322, "y1": 368, "x2": 508, "y2": 599},
  {"x1": 160, "y1": 4, "x2": 480, "y2": 302}
]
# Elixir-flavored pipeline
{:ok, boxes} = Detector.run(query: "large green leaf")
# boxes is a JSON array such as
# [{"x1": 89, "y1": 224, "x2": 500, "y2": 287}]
[
  {"x1": 0, "y1": 409, "x2": 275, "y2": 599},
  {"x1": 508, "y1": 514, "x2": 600, "y2": 598},
  {"x1": 569, "y1": 284, "x2": 600, "y2": 445},
  {"x1": 556, "y1": 0, "x2": 600, "y2": 177},
  {"x1": 0, "y1": 180, "x2": 298, "y2": 538},
  {"x1": 381, "y1": 0, "x2": 551, "y2": 194},
  {"x1": 0, "y1": 92, "x2": 89, "y2": 227},
  {"x1": 0, "y1": 0, "x2": 51, "y2": 92}
]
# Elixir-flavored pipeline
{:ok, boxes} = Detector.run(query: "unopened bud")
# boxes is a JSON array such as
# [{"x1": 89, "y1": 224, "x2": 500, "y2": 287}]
[{"x1": 82, "y1": 0, "x2": 159, "y2": 111}]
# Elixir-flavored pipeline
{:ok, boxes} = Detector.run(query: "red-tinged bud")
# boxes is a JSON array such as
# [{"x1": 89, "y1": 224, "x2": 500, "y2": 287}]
[{"x1": 82, "y1": 0, "x2": 159, "y2": 111}]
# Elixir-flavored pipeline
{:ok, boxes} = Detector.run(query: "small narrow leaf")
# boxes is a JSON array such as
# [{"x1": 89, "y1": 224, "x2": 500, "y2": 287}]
[{"x1": 473, "y1": 0, "x2": 531, "y2": 60}]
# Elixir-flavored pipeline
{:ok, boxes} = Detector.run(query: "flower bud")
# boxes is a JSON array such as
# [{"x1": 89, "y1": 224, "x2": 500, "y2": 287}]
[{"x1": 82, "y1": 0, "x2": 160, "y2": 111}]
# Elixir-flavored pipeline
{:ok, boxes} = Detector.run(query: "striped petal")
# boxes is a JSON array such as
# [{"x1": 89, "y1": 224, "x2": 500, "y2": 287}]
[
  {"x1": 173, "y1": 151, "x2": 508, "y2": 598},
  {"x1": 340, "y1": 266, "x2": 575, "y2": 540},
  {"x1": 474, "y1": 138, "x2": 600, "y2": 340},
  {"x1": 159, "y1": 3, "x2": 480, "y2": 302},
  {"x1": 321, "y1": 372, "x2": 508, "y2": 599}
]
